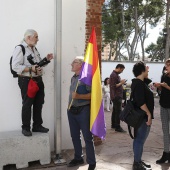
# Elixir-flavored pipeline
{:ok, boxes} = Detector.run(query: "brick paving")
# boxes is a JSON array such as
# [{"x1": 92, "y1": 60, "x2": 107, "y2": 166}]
[{"x1": 4, "y1": 98, "x2": 170, "y2": 170}]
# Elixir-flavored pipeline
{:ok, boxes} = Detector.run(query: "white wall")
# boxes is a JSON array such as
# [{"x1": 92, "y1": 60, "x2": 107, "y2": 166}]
[
  {"x1": 102, "y1": 61, "x2": 164, "y2": 84},
  {"x1": 0, "y1": 0, "x2": 86, "y2": 151},
  {"x1": 61, "y1": 0, "x2": 86, "y2": 149},
  {"x1": 0, "y1": 0, "x2": 55, "y2": 149}
]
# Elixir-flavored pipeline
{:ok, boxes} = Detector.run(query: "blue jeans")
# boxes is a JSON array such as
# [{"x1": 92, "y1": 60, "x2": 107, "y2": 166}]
[
  {"x1": 67, "y1": 105, "x2": 96, "y2": 165},
  {"x1": 133, "y1": 119, "x2": 150, "y2": 162}
]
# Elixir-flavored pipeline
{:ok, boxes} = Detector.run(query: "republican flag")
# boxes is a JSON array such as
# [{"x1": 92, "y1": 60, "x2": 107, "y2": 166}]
[{"x1": 79, "y1": 27, "x2": 106, "y2": 139}]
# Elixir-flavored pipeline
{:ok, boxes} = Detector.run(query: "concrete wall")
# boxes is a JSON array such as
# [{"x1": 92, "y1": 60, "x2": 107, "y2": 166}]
[
  {"x1": 0, "y1": 0, "x2": 86, "y2": 150},
  {"x1": 61, "y1": 0, "x2": 86, "y2": 149},
  {"x1": 0, "y1": 0, "x2": 55, "y2": 150},
  {"x1": 102, "y1": 61, "x2": 164, "y2": 84}
]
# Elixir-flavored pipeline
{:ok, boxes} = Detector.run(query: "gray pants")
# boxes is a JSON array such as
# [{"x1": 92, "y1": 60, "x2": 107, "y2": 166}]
[{"x1": 160, "y1": 107, "x2": 170, "y2": 152}]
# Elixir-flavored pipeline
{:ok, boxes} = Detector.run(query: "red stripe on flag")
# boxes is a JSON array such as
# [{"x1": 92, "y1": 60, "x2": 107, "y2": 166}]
[{"x1": 89, "y1": 27, "x2": 98, "y2": 77}]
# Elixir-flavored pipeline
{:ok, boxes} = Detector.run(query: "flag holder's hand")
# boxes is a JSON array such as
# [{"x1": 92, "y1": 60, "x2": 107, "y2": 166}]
[{"x1": 68, "y1": 81, "x2": 79, "y2": 110}]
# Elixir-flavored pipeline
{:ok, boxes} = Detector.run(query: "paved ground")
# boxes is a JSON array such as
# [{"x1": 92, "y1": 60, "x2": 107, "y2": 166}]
[{"x1": 4, "y1": 98, "x2": 170, "y2": 170}]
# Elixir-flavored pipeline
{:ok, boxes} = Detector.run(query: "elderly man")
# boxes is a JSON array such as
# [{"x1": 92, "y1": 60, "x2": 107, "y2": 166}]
[
  {"x1": 12, "y1": 29, "x2": 53, "y2": 136},
  {"x1": 67, "y1": 56, "x2": 96, "y2": 170}
]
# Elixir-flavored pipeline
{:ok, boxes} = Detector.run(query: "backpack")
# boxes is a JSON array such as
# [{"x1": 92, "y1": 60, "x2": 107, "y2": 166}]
[{"x1": 10, "y1": 44, "x2": 25, "y2": 78}]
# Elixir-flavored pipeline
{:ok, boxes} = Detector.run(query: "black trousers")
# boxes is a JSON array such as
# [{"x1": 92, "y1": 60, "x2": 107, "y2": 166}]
[
  {"x1": 111, "y1": 97, "x2": 122, "y2": 128},
  {"x1": 18, "y1": 76, "x2": 44, "y2": 130}
]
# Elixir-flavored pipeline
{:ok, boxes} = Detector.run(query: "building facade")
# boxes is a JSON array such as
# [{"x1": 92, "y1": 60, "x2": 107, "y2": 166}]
[{"x1": 0, "y1": 0, "x2": 105, "y2": 151}]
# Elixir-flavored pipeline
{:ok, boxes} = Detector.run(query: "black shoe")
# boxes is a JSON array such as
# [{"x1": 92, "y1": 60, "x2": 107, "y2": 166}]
[
  {"x1": 133, "y1": 162, "x2": 146, "y2": 170},
  {"x1": 156, "y1": 151, "x2": 170, "y2": 164},
  {"x1": 22, "y1": 129, "x2": 32, "y2": 136},
  {"x1": 32, "y1": 125, "x2": 49, "y2": 133},
  {"x1": 88, "y1": 164, "x2": 96, "y2": 170},
  {"x1": 67, "y1": 158, "x2": 84, "y2": 167},
  {"x1": 141, "y1": 161, "x2": 151, "y2": 169},
  {"x1": 115, "y1": 127, "x2": 126, "y2": 133}
]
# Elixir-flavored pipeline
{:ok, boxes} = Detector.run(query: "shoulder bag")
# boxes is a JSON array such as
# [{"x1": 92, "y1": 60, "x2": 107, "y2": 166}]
[{"x1": 119, "y1": 88, "x2": 146, "y2": 139}]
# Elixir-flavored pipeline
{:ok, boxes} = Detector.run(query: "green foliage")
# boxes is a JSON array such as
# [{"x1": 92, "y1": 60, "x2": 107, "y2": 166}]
[
  {"x1": 102, "y1": 0, "x2": 165, "y2": 61},
  {"x1": 145, "y1": 30, "x2": 165, "y2": 61},
  {"x1": 102, "y1": 2, "x2": 124, "y2": 44}
]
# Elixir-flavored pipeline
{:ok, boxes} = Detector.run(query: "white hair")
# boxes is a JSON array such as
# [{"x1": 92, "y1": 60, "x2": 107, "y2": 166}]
[
  {"x1": 23, "y1": 29, "x2": 37, "y2": 41},
  {"x1": 75, "y1": 56, "x2": 84, "y2": 63}
]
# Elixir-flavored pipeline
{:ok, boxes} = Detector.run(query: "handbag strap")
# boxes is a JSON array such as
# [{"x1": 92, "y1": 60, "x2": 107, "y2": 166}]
[
  {"x1": 130, "y1": 86, "x2": 134, "y2": 101},
  {"x1": 128, "y1": 85, "x2": 136, "y2": 139},
  {"x1": 128, "y1": 125, "x2": 137, "y2": 139},
  {"x1": 128, "y1": 125, "x2": 134, "y2": 139},
  {"x1": 29, "y1": 67, "x2": 32, "y2": 78},
  {"x1": 128, "y1": 85, "x2": 138, "y2": 139}
]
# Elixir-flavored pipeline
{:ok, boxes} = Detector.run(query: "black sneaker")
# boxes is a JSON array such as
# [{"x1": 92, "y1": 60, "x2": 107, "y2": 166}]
[
  {"x1": 115, "y1": 127, "x2": 126, "y2": 133},
  {"x1": 22, "y1": 129, "x2": 32, "y2": 136},
  {"x1": 88, "y1": 164, "x2": 96, "y2": 170},
  {"x1": 32, "y1": 125, "x2": 49, "y2": 133},
  {"x1": 141, "y1": 161, "x2": 151, "y2": 169},
  {"x1": 67, "y1": 158, "x2": 84, "y2": 167},
  {"x1": 133, "y1": 161, "x2": 146, "y2": 170}
]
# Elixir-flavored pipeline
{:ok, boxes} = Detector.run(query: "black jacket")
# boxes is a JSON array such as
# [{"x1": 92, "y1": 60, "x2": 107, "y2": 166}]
[
  {"x1": 160, "y1": 76, "x2": 170, "y2": 108},
  {"x1": 131, "y1": 78, "x2": 154, "y2": 119}
]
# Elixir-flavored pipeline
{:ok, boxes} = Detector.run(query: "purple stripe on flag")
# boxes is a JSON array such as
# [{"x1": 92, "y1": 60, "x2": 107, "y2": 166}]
[
  {"x1": 79, "y1": 62, "x2": 92, "y2": 86},
  {"x1": 91, "y1": 102, "x2": 106, "y2": 139}
]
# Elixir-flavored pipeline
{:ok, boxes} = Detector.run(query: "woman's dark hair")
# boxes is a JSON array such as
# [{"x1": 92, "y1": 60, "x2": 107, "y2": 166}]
[
  {"x1": 161, "y1": 66, "x2": 166, "y2": 81},
  {"x1": 162, "y1": 66, "x2": 166, "y2": 74},
  {"x1": 132, "y1": 61, "x2": 146, "y2": 77},
  {"x1": 104, "y1": 77, "x2": 109, "y2": 85}
]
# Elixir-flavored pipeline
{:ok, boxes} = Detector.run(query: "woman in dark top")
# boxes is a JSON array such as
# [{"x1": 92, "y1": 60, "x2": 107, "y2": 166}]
[
  {"x1": 154, "y1": 59, "x2": 170, "y2": 164},
  {"x1": 131, "y1": 61, "x2": 154, "y2": 170},
  {"x1": 156, "y1": 66, "x2": 166, "y2": 97}
]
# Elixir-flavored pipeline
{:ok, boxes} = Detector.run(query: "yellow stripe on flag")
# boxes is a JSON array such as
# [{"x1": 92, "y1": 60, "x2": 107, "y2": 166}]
[
  {"x1": 84, "y1": 43, "x2": 93, "y2": 65},
  {"x1": 90, "y1": 61, "x2": 103, "y2": 129}
]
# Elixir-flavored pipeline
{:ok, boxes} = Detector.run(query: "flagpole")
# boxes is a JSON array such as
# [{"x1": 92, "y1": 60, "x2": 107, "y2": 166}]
[{"x1": 68, "y1": 80, "x2": 79, "y2": 110}]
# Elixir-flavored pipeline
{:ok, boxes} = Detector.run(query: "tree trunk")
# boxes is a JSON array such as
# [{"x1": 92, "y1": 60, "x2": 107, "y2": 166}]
[
  {"x1": 130, "y1": 6, "x2": 139, "y2": 61},
  {"x1": 119, "y1": 1, "x2": 130, "y2": 59},
  {"x1": 108, "y1": 43, "x2": 112, "y2": 60}
]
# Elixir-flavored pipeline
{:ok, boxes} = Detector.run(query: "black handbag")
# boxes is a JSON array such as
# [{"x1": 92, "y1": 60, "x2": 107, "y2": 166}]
[{"x1": 120, "y1": 91, "x2": 146, "y2": 139}]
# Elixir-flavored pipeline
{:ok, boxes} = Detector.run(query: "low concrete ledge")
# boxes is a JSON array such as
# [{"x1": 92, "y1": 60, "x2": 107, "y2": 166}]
[{"x1": 0, "y1": 131, "x2": 51, "y2": 170}]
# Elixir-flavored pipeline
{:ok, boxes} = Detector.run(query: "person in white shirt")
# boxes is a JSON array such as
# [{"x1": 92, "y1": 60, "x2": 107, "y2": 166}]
[
  {"x1": 103, "y1": 77, "x2": 111, "y2": 112},
  {"x1": 12, "y1": 29, "x2": 53, "y2": 137}
]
